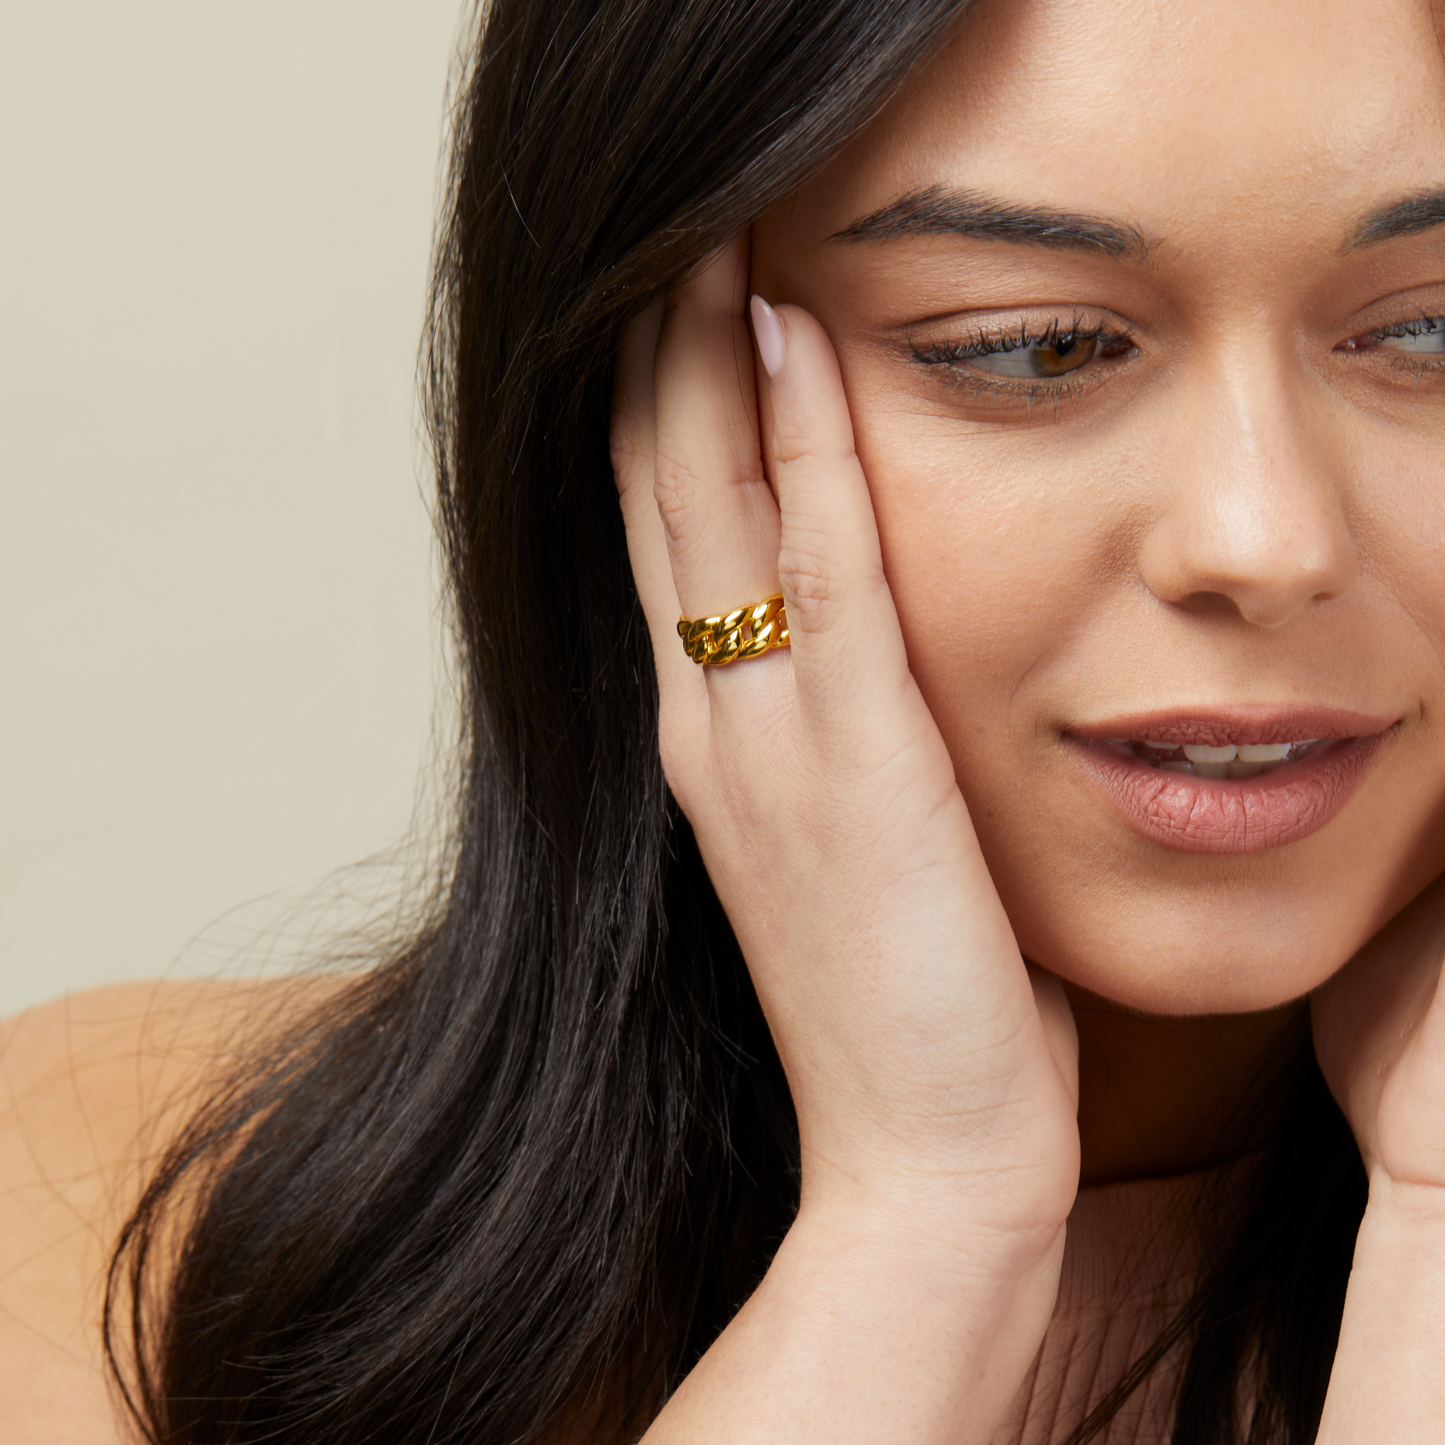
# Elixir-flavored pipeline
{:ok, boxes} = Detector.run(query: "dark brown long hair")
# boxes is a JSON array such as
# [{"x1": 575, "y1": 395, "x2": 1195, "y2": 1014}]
[{"x1": 105, "y1": 2, "x2": 1366, "y2": 1441}]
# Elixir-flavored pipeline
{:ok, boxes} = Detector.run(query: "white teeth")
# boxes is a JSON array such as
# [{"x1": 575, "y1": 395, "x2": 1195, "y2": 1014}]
[
  {"x1": 1183, "y1": 743, "x2": 1236, "y2": 763},
  {"x1": 1156, "y1": 759, "x2": 1272, "y2": 779},
  {"x1": 1129, "y1": 736, "x2": 1332, "y2": 779},
  {"x1": 1112, "y1": 733, "x2": 1334, "y2": 778},
  {"x1": 1237, "y1": 742, "x2": 1292, "y2": 763}
]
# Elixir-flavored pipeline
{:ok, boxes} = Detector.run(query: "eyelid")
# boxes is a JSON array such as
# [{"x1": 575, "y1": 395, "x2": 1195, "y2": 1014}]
[
  {"x1": 1338, "y1": 279, "x2": 1445, "y2": 338},
  {"x1": 901, "y1": 302, "x2": 1137, "y2": 342}
]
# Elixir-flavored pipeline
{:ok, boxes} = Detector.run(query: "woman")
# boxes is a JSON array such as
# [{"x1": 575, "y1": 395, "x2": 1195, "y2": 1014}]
[{"x1": 6, "y1": 0, "x2": 1445, "y2": 1439}]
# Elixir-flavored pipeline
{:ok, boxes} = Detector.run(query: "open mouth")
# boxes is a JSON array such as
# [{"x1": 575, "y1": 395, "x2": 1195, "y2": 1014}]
[
  {"x1": 1101, "y1": 736, "x2": 1326, "y2": 779},
  {"x1": 1066, "y1": 711, "x2": 1398, "y2": 854}
]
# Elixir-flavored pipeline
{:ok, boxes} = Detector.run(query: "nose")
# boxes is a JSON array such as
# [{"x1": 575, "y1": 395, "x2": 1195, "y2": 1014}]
[{"x1": 1136, "y1": 363, "x2": 1358, "y2": 629}]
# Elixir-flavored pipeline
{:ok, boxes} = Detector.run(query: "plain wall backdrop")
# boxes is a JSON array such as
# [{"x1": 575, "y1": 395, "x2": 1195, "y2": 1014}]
[{"x1": 0, "y1": 1, "x2": 468, "y2": 1018}]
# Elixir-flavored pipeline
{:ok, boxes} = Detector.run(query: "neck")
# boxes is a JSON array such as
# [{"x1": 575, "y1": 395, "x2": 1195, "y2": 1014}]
[{"x1": 1066, "y1": 983, "x2": 1309, "y2": 1188}]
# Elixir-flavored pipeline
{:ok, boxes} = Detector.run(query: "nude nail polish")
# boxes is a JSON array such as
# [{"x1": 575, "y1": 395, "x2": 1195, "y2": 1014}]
[{"x1": 750, "y1": 295, "x2": 785, "y2": 377}]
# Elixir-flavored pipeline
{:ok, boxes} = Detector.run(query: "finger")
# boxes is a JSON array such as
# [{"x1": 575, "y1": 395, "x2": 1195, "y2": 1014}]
[
  {"x1": 752, "y1": 297, "x2": 912, "y2": 729},
  {"x1": 612, "y1": 297, "x2": 696, "y2": 676},
  {"x1": 1313, "y1": 877, "x2": 1445, "y2": 1118},
  {"x1": 612, "y1": 298, "x2": 708, "y2": 739},
  {"x1": 1028, "y1": 965, "x2": 1081, "y2": 1111},
  {"x1": 612, "y1": 297, "x2": 666, "y2": 593},
  {"x1": 653, "y1": 234, "x2": 781, "y2": 624}
]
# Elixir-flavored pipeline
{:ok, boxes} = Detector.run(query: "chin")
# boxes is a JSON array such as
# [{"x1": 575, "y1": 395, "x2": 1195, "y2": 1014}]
[
  {"x1": 1006, "y1": 881, "x2": 1393, "y2": 1018},
  {"x1": 977, "y1": 762, "x2": 1445, "y2": 1019}
]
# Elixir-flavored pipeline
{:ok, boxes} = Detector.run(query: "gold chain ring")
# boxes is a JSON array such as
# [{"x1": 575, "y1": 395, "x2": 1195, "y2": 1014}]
[{"x1": 677, "y1": 594, "x2": 790, "y2": 665}]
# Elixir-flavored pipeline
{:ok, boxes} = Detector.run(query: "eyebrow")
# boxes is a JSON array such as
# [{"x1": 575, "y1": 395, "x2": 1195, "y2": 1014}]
[
  {"x1": 1346, "y1": 189, "x2": 1445, "y2": 250},
  {"x1": 830, "y1": 185, "x2": 1156, "y2": 260}
]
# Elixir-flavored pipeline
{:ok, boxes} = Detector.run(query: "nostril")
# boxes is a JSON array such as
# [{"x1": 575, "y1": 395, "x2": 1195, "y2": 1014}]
[
  {"x1": 1172, "y1": 590, "x2": 1246, "y2": 622},
  {"x1": 1167, "y1": 582, "x2": 1341, "y2": 629}
]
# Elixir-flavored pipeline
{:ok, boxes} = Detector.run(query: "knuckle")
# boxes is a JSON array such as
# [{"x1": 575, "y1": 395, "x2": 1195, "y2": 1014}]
[
  {"x1": 652, "y1": 449, "x2": 767, "y2": 549},
  {"x1": 777, "y1": 533, "x2": 838, "y2": 626},
  {"x1": 770, "y1": 426, "x2": 851, "y2": 471},
  {"x1": 652, "y1": 460, "x2": 696, "y2": 544},
  {"x1": 770, "y1": 431, "x2": 820, "y2": 470}
]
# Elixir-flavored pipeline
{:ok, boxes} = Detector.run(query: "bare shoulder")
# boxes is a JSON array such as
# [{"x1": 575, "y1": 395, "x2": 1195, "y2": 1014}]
[{"x1": 0, "y1": 976, "x2": 334, "y2": 1444}]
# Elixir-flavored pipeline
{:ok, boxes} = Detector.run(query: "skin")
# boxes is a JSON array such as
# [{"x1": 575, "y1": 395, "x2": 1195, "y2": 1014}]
[
  {"x1": 753, "y1": 0, "x2": 1445, "y2": 1024},
  {"x1": 752, "y1": 0, "x2": 1445, "y2": 1185},
  {"x1": 7, "y1": 0, "x2": 1445, "y2": 1440},
  {"x1": 613, "y1": 0, "x2": 1445, "y2": 1439},
  {"x1": 0, "y1": 980, "x2": 340, "y2": 1443}
]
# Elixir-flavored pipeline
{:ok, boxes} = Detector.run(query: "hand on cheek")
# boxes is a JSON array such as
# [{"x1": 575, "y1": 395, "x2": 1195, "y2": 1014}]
[{"x1": 612, "y1": 235, "x2": 1080, "y2": 1242}]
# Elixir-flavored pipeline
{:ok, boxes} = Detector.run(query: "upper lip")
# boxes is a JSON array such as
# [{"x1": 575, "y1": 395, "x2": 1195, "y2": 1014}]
[{"x1": 1066, "y1": 705, "x2": 1400, "y2": 749}]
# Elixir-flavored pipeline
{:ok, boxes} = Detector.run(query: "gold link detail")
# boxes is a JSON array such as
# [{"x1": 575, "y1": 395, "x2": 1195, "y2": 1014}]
[{"x1": 677, "y1": 594, "x2": 790, "y2": 665}]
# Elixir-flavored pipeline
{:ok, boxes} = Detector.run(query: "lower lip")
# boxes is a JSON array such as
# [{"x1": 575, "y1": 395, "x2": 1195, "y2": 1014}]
[{"x1": 1068, "y1": 733, "x2": 1390, "y2": 854}]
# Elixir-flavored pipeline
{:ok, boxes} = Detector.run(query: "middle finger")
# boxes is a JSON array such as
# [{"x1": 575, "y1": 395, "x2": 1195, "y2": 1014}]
[{"x1": 652, "y1": 233, "x2": 782, "y2": 628}]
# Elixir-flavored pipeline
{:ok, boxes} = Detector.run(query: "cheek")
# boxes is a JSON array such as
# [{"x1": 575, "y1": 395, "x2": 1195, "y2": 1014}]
[
  {"x1": 847, "y1": 382, "x2": 1445, "y2": 1015},
  {"x1": 850, "y1": 384, "x2": 1121, "y2": 748},
  {"x1": 1355, "y1": 446, "x2": 1445, "y2": 666}
]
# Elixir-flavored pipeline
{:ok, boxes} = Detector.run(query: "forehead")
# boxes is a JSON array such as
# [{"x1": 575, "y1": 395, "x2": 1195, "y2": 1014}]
[{"x1": 795, "y1": 0, "x2": 1445, "y2": 251}]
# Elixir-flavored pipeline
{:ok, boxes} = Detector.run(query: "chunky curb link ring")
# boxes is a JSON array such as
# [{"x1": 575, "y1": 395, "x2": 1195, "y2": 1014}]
[{"x1": 677, "y1": 594, "x2": 790, "y2": 665}]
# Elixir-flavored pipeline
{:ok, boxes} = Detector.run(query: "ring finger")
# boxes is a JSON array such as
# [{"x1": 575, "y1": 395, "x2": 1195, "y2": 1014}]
[{"x1": 652, "y1": 233, "x2": 783, "y2": 645}]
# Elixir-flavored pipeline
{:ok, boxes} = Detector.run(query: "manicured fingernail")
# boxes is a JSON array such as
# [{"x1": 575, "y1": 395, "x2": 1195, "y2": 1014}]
[{"x1": 750, "y1": 294, "x2": 785, "y2": 378}]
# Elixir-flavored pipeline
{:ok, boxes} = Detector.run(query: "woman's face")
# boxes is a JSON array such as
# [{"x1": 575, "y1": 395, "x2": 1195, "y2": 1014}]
[{"x1": 752, "y1": 0, "x2": 1445, "y2": 1015}]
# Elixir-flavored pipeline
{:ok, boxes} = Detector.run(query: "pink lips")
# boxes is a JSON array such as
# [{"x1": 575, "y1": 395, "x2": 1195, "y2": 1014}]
[{"x1": 1067, "y1": 707, "x2": 1397, "y2": 854}]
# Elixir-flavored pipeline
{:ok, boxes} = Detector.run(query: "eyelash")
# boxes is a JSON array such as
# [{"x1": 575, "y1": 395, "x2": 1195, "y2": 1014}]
[
  {"x1": 1366, "y1": 314, "x2": 1444, "y2": 340},
  {"x1": 1344, "y1": 314, "x2": 1445, "y2": 376},
  {"x1": 909, "y1": 316, "x2": 1138, "y2": 405},
  {"x1": 907, "y1": 312, "x2": 1445, "y2": 408}
]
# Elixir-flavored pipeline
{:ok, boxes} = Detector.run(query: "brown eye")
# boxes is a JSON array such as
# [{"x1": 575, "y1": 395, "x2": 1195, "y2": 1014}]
[{"x1": 972, "y1": 333, "x2": 1099, "y2": 378}]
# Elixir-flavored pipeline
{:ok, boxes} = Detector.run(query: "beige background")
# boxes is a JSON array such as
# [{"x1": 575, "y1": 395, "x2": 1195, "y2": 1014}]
[{"x1": 1, "y1": 2, "x2": 469, "y2": 1018}]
